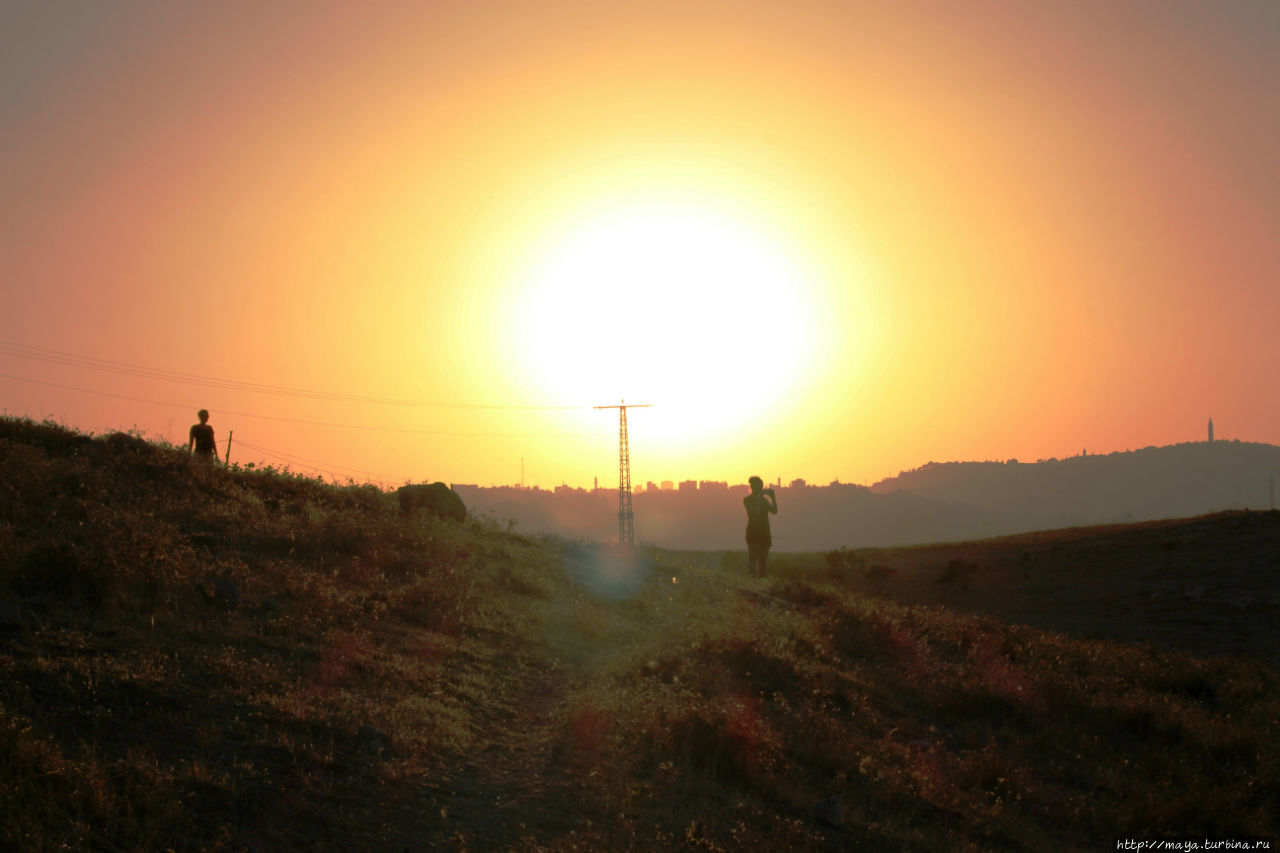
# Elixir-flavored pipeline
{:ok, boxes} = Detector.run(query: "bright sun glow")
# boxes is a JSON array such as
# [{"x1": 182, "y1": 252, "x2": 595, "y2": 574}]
[{"x1": 504, "y1": 197, "x2": 826, "y2": 441}]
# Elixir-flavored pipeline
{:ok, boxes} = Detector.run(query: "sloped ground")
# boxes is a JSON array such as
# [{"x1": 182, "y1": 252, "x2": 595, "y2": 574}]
[
  {"x1": 804, "y1": 511, "x2": 1280, "y2": 667},
  {"x1": 1, "y1": 417, "x2": 1276, "y2": 850}
]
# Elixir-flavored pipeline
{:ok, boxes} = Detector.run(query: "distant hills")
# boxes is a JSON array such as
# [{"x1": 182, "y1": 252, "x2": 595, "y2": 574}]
[
  {"x1": 868, "y1": 439, "x2": 1280, "y2": 529},
  {"x1": 462, "y1": 440, "x2": 1280, "y2": 550}
]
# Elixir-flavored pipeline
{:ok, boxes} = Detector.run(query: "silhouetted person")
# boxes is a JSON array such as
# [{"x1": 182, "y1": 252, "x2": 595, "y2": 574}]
[
  {"x1": 188, "y1": 409, "x2": 218, "y2": 463},
  {"x1": 743, "y1": 475, "x2": 777, "y2": 578}
]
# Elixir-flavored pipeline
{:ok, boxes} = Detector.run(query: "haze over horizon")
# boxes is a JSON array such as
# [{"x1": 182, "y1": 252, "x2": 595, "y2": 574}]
[{"x1": 4, "y1": 2, "x2": 1277, "y2": 489}]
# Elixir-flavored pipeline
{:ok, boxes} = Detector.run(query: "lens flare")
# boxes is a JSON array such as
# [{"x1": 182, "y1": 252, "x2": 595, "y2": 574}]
[{"x1": 566, "y1": 544, "x2": 651, "y2": 601}]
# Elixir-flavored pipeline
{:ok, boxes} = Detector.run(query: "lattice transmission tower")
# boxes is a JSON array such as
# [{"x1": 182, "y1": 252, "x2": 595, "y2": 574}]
[{"x1": 594, "y1": 401, "x2": 651, "y2": 546}]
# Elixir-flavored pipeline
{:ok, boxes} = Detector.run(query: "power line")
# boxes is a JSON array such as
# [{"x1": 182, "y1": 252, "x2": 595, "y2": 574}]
[
  {"x1": 233, "y1": 439, "x2": 400, "y2": 484},
  {"x1": 2, "y1": 373, "x2": 530, "y2": 483},
  {"x1": 0, "y1": 339, "x2": 586, "y2": 410},
  {"x1": 0, "y1": 373, "x2": 593, "y2": 439}
]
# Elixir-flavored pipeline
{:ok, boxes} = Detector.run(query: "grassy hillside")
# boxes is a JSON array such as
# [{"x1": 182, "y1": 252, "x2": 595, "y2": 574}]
[
  {"x1": 1, "y1": 417, "x2": 1276, "y2": 851},
  {"x1": 770, "y1": 511, "x2": 1280, "y2": 668}
]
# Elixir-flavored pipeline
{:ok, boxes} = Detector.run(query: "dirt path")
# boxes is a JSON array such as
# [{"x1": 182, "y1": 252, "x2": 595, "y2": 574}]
[
  {"x1": 391, "y1": 595, "x2": 655, "y2": 848},
  {"x1": 398, "y1": 556, "x2": 755, "y2": 849}
]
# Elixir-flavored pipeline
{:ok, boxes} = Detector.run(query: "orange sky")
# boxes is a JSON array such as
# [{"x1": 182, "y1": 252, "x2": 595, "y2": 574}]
[{"x1": 3, "y1": 1, "x2": 1278, "y2": 489}]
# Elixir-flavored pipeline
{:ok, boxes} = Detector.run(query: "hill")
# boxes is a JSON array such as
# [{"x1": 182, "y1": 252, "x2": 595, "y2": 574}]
[
  {"x1": 870, "y1": 440, "x2": 1280, "y2": 524},
  {"x1": 1, "y1": 417, "x2": 1276, "y2": 850},
  {"x1": 772, "y1": 511, "x2": 1280, "y2": 668},
  {"x1": 460, "y1": 440, "x2": 1280, "y2": 551}
]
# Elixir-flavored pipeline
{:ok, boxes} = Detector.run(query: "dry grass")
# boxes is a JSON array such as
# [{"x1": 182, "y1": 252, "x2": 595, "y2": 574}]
[{"x1": 1, "y1": 416, "x2": 1276, "y2": 851}]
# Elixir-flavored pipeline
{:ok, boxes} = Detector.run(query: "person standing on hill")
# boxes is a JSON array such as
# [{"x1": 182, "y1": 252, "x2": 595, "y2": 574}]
[
  {"x1": 188, "y1": 409, "x2": 218, "y2": 463},
  {"x1": 743, "y1": 476, "x2": 778, "y2": 578}
]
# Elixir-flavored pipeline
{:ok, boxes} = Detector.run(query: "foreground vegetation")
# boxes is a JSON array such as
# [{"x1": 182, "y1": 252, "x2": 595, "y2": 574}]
[{"x1": 1, "y1": 417, "x2": 1276, "y2": 850}]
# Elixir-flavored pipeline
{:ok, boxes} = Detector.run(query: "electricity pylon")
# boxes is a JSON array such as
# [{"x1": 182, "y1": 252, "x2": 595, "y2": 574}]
[{"x1": 594, "y1": 401, "x2": 652, "y2": 546}]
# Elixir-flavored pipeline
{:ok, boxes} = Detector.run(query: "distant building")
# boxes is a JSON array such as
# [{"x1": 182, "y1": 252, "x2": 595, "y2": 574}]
[
  {"x1": 678, "y1": 480, "x2": 698, "y2": 492},
  {"x1": 660, "y1": 480, "x2": 674, "y2": 491},
  {"x1": 1209, "y1": 418, "x2": 1214, "y2": 443},
  {"x1": 451, "y1": 484, "x2": 480, "y2": 503},
  {"x1": 699, "y1": 480, "x2": 728, "y2": 491},
  {"x1": 789, "y1": 478, "x2": 807, "y2": 488}
]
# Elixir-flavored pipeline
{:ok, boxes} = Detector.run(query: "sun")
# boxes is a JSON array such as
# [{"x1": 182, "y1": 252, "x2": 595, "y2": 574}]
[{"x1": 501, "y1": 194, "x2": 827, "y2": 441}]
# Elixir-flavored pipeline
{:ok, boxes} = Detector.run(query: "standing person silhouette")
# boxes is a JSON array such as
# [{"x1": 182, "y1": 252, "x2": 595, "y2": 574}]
[
  {"x1": 188, "y1": 409, "x2": 218, "y2": 463},
  {"x1": 743, "y1": 476, "x2": 778, "y2": 578}
]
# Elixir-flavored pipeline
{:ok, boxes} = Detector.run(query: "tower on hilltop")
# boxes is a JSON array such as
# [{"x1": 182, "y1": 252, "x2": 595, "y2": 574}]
[{"x1": 1208, "y1": 417, "x2": 1214, "y2": 443}]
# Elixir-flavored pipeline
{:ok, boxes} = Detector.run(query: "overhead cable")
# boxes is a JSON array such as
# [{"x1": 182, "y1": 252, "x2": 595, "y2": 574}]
[
  {"x1": 233, "y1": 439, "x2": 399, "y2": 484},
  {"x1": 0, "y1": 373, "x2": 593, "y2": 439},
  {"x1": 0, "y1": 339, "x2": 586, "y2": 410}
]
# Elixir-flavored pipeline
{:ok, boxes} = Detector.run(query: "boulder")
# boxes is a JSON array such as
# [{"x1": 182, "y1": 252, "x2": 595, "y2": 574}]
[
  {"x1": 104, "y1": 432, "x2": 153, "y2": 455},
  {"x1": 397, "y1": 482, "x2": 466, "y2": 522}
]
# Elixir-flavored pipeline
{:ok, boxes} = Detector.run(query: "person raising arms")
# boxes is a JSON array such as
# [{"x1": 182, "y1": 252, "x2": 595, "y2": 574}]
[{"x1": 743, "y1": 476, "x2": 778, "y2": 578}]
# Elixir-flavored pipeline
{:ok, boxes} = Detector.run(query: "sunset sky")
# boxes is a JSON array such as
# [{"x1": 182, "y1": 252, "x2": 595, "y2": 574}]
[{"x1": 4, "y1": 1, "x2": 1277, "y2": 490}]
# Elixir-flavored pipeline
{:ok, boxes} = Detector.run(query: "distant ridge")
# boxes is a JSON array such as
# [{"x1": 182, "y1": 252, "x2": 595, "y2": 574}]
[
  {"x1": 465, "y1": 440, "x2": 1280, "y2": 550},
  {"x1": 870, "y1": 440, "x2": 1280, "y2": 525}
]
